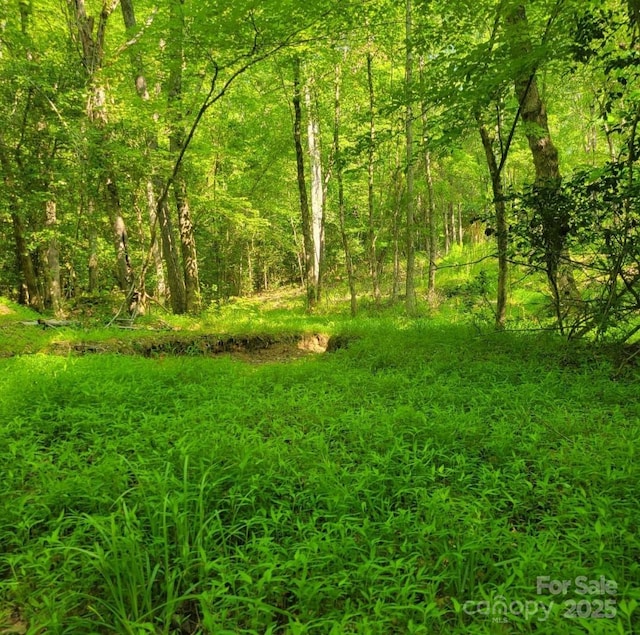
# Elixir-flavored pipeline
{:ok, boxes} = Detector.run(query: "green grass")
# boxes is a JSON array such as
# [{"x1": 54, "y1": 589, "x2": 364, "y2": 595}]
[{"x1": 0, "y1": 317, "x2": 638, "y2": 634}]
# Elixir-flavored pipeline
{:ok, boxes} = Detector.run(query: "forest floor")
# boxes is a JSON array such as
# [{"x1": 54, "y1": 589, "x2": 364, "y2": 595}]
[{"x1": 1, "y1": 263, "x2": 639, "y2": 634}]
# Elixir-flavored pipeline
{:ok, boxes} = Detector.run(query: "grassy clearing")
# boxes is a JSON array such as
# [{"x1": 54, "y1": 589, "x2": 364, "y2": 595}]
[{"x1": 1, "y1": 315, "x2": 638, "y2": 633}]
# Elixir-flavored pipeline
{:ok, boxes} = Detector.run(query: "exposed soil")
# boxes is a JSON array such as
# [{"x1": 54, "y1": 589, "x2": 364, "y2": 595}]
[{"x1": 47, "y1": 332, "x2": 342, "y2": 363}]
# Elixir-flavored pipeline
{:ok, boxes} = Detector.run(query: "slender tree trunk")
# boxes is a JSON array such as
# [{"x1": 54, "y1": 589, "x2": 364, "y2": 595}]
[
  {"x1": 404, "y1": 0, "x2": 416, "y2": 312},
  {"x1": 418, "y1": 58, "x2": 437, "y2": 297},
  {"x1": 449, "y1": 202, "x2": 456, "y2": 248},
  {"x1": 167, "y1": 0, "x2": 200, "y2": 313},
  {"x1": 457, "y1": 202, "x2": 463, "y2": 245},
  {"x1": 392, "y1": 169, "x2": 403, "y2": 302},
  {"x1": 423, "y1": 140, "x2": 437, "y2": 295},
  {"x1": 45, "y1": 200, "x2": 62, "y2": 315},
  {"x1": 121, "y1": 0, "x2": 174, "y2": 306},
  {"x1": 88, "y1": 220, "x2": 99, "y2": 293},
  {"x1": 334, "y1": 64, "x2": 357, "y2": 316},
  {"x1": 289, "y1": 216, "x2": 306, "y2": 288},
  {"x1": 366, "y1": 51, "x2": 381, "y2": 303},
  {"x1": 144, "y1": 181, "x2": 167, "y2": 300},
  {"x1": 443, "y1": 204, "x2": 450, "y2": 255},
  {"x1": 479, "y1": 122, "x2": 508, "y2": 329},
  {"x1": 304, "y1": 77, "x2": 324, "y2": 304},
  {"x1": 292, "y1": 57, "x2": 315, "y2": 308}
]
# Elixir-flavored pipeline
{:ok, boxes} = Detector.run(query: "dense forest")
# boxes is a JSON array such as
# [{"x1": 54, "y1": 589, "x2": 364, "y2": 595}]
[
  {"x1": 1, "y1": 0, "x2": 638, "y2": 337},
  {"x1": 1, "y1": 1, "x2": 640, "y2": 634}
]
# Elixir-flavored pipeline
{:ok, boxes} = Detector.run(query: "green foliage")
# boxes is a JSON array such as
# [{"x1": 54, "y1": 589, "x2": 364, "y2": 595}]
[{"x1": 0, "y1": 316, "x2": 638, "y2": 633}]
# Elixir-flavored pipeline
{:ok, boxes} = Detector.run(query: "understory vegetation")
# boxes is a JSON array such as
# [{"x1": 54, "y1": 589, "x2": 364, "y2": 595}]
[
  {"x1": 1, "y1": 2, "x2": 639, "y2": 631},
  {"x1": 0, "y1": 260, "x2": 639, "y2": 634}
]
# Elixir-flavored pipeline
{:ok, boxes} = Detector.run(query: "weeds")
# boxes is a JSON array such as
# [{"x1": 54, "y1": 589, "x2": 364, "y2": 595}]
[{"x1": 0, "y1": 309, "x2": 638, "y2": 633}]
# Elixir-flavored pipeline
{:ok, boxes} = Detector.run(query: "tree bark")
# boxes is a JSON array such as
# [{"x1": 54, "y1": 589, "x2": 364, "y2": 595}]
[
  {"x1": 292, "y1": 57, "x2": 315, "y2": 308},
  {"x1": 144, "y1": 181, "x2": 167, "y2": 299},
  {"x1": 419, "y1": 58, "x2": 437, "y2": 297},
  {"x1": 88, "y1": 220, "x2": 99, "y2": 292},
  {"x1": 478, "y1": 122, "x2": 508, "y2": 329},
  {"x1": 45, "y1": 200, "x2": 62, "y2": 315},
  {"x1": 167, "y1": 0, "x2": 201, "y2": 313},
  {"x1": 106, "y1": 176, "x2": 133, "y2": 294},
  {"x1": 366, "y1": 51, "x2": 381, "y2": 303},
  {"x1": 67, "y1": 0, "x2": 138, "y2": 310},
  {"x1": 443, "y1": 203, "x2": 450, "y2": 255},
  {"x1": 507, "y1": 4, "x2": 576, "y2": 326},
  {"x1": 304, "y1": 77, "x2": 324, "y2": 304},
  {"x1": 404, "y1": 0, "x2": 416, "y2": 312},
  {"x1": 120, "y1": 0, "x2": 186, "y2": 312},
  {"x1": 334, "y1": 64, "x2": 357, "y2": 316}
]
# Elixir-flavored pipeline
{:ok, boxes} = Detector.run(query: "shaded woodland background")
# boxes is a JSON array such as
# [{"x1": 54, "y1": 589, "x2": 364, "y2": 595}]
[{"x1": 1, "y1": 0, "x2": 639, "y2": 339}]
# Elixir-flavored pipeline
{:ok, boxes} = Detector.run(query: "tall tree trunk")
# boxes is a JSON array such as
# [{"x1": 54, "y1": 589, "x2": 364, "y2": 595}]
[
  {"x1": 67, "y1": 0, "x2": 138, "y2": 311},
  {"x1": 478, "y1": 122, "x2": 508, "y2": 329},
  {"x1": 334, "y1": 64, "x2": 357, "y2": 317},
  {"x1": 419, "y1": 57, "x2": 437, "y2": 297},
  {"x1": 366, "y1": 51, "x2": 381, "y2": 303},
  {"x1": 426, "y1": 154, "x2": 437, "y2": 293},
  {"x1": 121, "y1": 0, "x2": 174, "y2": 307},
  {"x1": 420, "y1": 113, "x2": 437, "y2": 296},
  {"x1": 292, "y1": 57, "x2": 315, "y2": 308},
  {"x1": 304, "y1": 77, "x2": 324, "y2": 304},
  {"x1": 391, "y1": 168, "x2": 403, "y2": 302},
  {"x1": 404, "y1": 0, "x2": 416, "y2": 312},
  {"x1": 167, "y1": 0, "x2": 200, "y2": 313},
  {"x1": 507, "y1": 4, "x2": 576, "y2": 328}
]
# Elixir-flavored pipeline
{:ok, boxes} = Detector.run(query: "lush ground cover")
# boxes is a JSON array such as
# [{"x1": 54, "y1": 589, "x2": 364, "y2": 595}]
[{"x1": 0, "y1": 291, "x2": 639, "y2": 634}]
